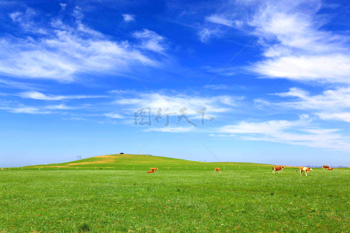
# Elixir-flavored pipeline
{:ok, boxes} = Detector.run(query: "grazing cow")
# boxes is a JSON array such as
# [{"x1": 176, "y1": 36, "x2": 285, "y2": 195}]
[
  {"x1": 214, "y1": 167, "x2": 221, "y2": 173},
  {"x1": 327, "y1": 167, "x2": 334, "y2": 170},
  {"x1": 147, "y1": 170, "x2": 154, "y2": 173},
  {"x1": 339, "y1": 168, "x2": 342, "y2": 170},
  {"x1": 272, "y1": 166, "x2": 285, "y2": 174},
  {"x1": 299, "y1": 167, "x2": 313, "y2": 176},
  {"x1": 322, "y1": 165, "x2": 329, "y2": 170},
  {"x1": 151, "y1": 168, "x2": 158, "y2": 172}
]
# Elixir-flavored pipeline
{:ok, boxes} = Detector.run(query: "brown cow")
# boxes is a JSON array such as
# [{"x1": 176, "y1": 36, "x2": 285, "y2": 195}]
[
  {"x1": 147, "y1": 170, "x2": 154, "y2": 173},
  {"x1": 327, "y1": 167, "x2": 334, "y2": 170},
  {"x1": 339, "y1": 168, "x2": 342, "y2": 170},
  {"x1": 323, "y1": 165, "x2": 329, "y2": 170},
  {"x1": 151, "y1": 168, "x2": 158, "y2": 172},
  {"x1": 299, "y1": 167, "x2": 312, "y2": 176},
  {"x1": 272, "y1": 166, "x2": 285, "y2": 174},
  {"x1": 214, "y1": 167, "x2": 221, "y2": 173}
]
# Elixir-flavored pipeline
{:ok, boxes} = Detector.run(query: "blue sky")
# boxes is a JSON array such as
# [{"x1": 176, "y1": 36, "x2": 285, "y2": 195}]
[{"x1": 1, "y1": 0, "x2": 350, "y2": 167}]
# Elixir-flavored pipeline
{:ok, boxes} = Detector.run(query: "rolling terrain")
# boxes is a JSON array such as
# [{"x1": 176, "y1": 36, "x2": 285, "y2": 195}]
[{"x1": 24, "y1": 154, "x2": 272, "y2": 170}]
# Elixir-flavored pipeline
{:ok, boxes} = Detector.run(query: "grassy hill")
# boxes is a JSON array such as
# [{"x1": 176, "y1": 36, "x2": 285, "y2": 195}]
[{"x1": 24, "y1": 154, "x2": 273, "y2": 170}]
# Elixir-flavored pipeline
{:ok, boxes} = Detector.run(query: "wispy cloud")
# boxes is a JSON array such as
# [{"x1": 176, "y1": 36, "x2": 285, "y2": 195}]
[
  {"x1": 145, "y1": 126, "x2": 194, "y2": 133},
  {"x1": 272, "y1": 87, "x2": 350, "y2": 111},
  {"x1": 257, "y1": 87, "x2": 350, "y2": 123},
  {"x1": 202, "y1": 0, "x2": 350, "y2": 83},
  {"x1": 203, "y1": 66, "x2": 236, "y2": 76},
  {"x1": 252, "y1": 55, "x2": 350, "y2": 83},
  {"x1": 245, "y1": 0, "x2": 350, "y2": 83},
  {"x1": 0, "y1": 6, "x2": 163, "y2": 82},
  {"x1": 104, "y1": 112, "x2": 124, "y2": 119},
  {"x1": 317, "y1": 112, "x2": 350, "y2": 123},
  {"x1": 204, "y1": 84, "x2": 248, "y2": 91},
  {"x1": 133, "y1": 29, "x2": 167, "y2": 53},
  {"x1": 0, "y1": 79, "x2": 43, "y2": 90},
  {"x1": 45, "y1": 104, "x2": 75, "y2": 110},
  {"x1": 59, "y1": 3, "x2": 67, "y2": 11},
  {"x1": 9, "y1": 8, "x2": 47, "y2": 34},
  {"x1": 216, "y1": 115, "x2": 350, "y2": 151},
  {"x1": 205, "y1": 14, "x2": 242, "y2": 28},
  {"x1": 122, "y1": 14, "x2": 135, "y2": 22},
  {"x1": 219, "y1": 115, "x2": 310, "y2": 134},
  {"x1": 17, "y1": 91, "x2": 107, "y2": 101},
  {"x1": 113, "y1": 90, "x2": 243, "y2": 115},
  {"x1": 198, "y1": 28, "x2": 221, "y2": 43},
  {"x1": 0, "y1": 106, "x2": 51, "y2": 114}
]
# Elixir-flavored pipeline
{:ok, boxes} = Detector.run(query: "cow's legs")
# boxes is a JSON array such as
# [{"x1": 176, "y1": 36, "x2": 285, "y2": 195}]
[
  {"x1": 300, "y1": 169, "x2": 302, "y2": 176},
  {"x1": 305, "y1": 171, "x2": 308, "y2": 176}
]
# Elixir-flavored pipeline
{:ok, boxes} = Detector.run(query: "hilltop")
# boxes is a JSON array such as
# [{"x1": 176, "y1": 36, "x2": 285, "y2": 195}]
[{"x1": 25, "y1": 154, "x2": 271, "y2": 170}]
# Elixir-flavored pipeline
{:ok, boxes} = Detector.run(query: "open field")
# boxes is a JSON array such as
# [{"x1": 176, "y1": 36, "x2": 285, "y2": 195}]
[{"x1": 1, "y1": 155, "x2": 349, "y2": 232}]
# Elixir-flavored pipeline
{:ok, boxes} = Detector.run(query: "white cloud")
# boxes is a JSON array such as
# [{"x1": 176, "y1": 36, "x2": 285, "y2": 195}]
[
  {"x1": 198, "y1": 29, "x2": 211, "y2": 43},
  {"x1": 198, "y1": 28, "x2": 221, "y2": 43},
  {"x1": 0, "y1": 106, "x2": 51, "y2": 114},
  {"x1": 113, "y1": 91, "x2": 242, "y2": 115},
  {"x1": 0, "y1": 79, "x2": 43, "y2": 90},
  {"x1": 216, "y1": 115, "x2": 350, "y2": 151},
  {"x1": 9, "y1": 8, "x2": 47, "y2": 34},
  {"x1": 45, "y1": 104, "x2": 74, "y2": 110},
  {"x1": 219, "y1": 115, "x2": 309, "y2": 134},
  {"x1": 252, "y1": 55, "x2": 350, "y2": 83},
  {"x1": 203, "y1": 66, "x2": 236, "y2": 76},
  {"x1": 204, "y1": 84, "x2": 231, "y2": 90},
  {"x1": 205, "y1": 0, "x2": 350, "y2": 84},
  {"x1": 205, "y1": 14, "x2": 242, "y2": 28},
  {"x1": 122, "y1": 14, "x2": 135, "y2": 22},
  {"x1": 145, "y1": 127, "x2": 194, "y2": 133},
  {"x1": 206, "y1": 14, "x2": 234, "y2": 27},
  {"x1": 9, "y1": 11, "x2": 22, "y2": 22},
  {"x1": 73, "y1": 6, "x2": 84, "y2": 21},
  {"x1": 317, "y1": 113, "x2": 350, "y2": 123},
  {"x1": 17, "y1": 91, "x2": 106, "y2": 101},
  {"x1": 256, "y1": 87, "x2": 350, "y2": 123},
  {"x1": 60, "y1": 3, "x2": 67, "y2": 11},
  {"x1": 133, "y1": 29, "x2": 167, "y2": 53},
  {"x1": 104, "y1": 112, "x2": 124, "y2": 119},
  {"x1": 245, "y1": 0, "x2": 350, "y2": 83},
  {"x1": 1, "y1": 8, "x2": 162, "y2": 82},
  {"x1": 272, "y1": 87, "x2": 350, "y2": 111}
]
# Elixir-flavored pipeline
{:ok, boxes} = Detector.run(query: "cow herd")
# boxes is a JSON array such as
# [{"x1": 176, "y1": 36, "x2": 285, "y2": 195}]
[
  {"x1": 270, "y1": 165, "x2": 339, "y2": 176},
  {"x1": 146, "y1": 165, "x2": 341, "y2": 176}
]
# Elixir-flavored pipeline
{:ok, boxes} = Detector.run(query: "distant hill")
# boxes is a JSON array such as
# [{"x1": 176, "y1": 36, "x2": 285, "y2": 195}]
[{"x1": 25, "y1": 154, "x2": 272, "y2": 170}]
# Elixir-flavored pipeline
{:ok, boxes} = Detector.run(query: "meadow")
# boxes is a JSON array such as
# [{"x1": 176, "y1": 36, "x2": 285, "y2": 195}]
[{"x1": 1, "y1": 154, "x2": 349, "y2": 232}]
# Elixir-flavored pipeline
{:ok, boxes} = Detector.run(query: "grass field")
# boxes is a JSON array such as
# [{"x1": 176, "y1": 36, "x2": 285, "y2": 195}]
[{"x1": 1, "y1": 154, "x2": 349, "y2": 232}]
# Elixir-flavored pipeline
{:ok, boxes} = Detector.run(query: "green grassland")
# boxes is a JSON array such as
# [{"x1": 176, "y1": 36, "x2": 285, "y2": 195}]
[{"x1": 1, "y1": 154, "x2": 349, "y2": 232}]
